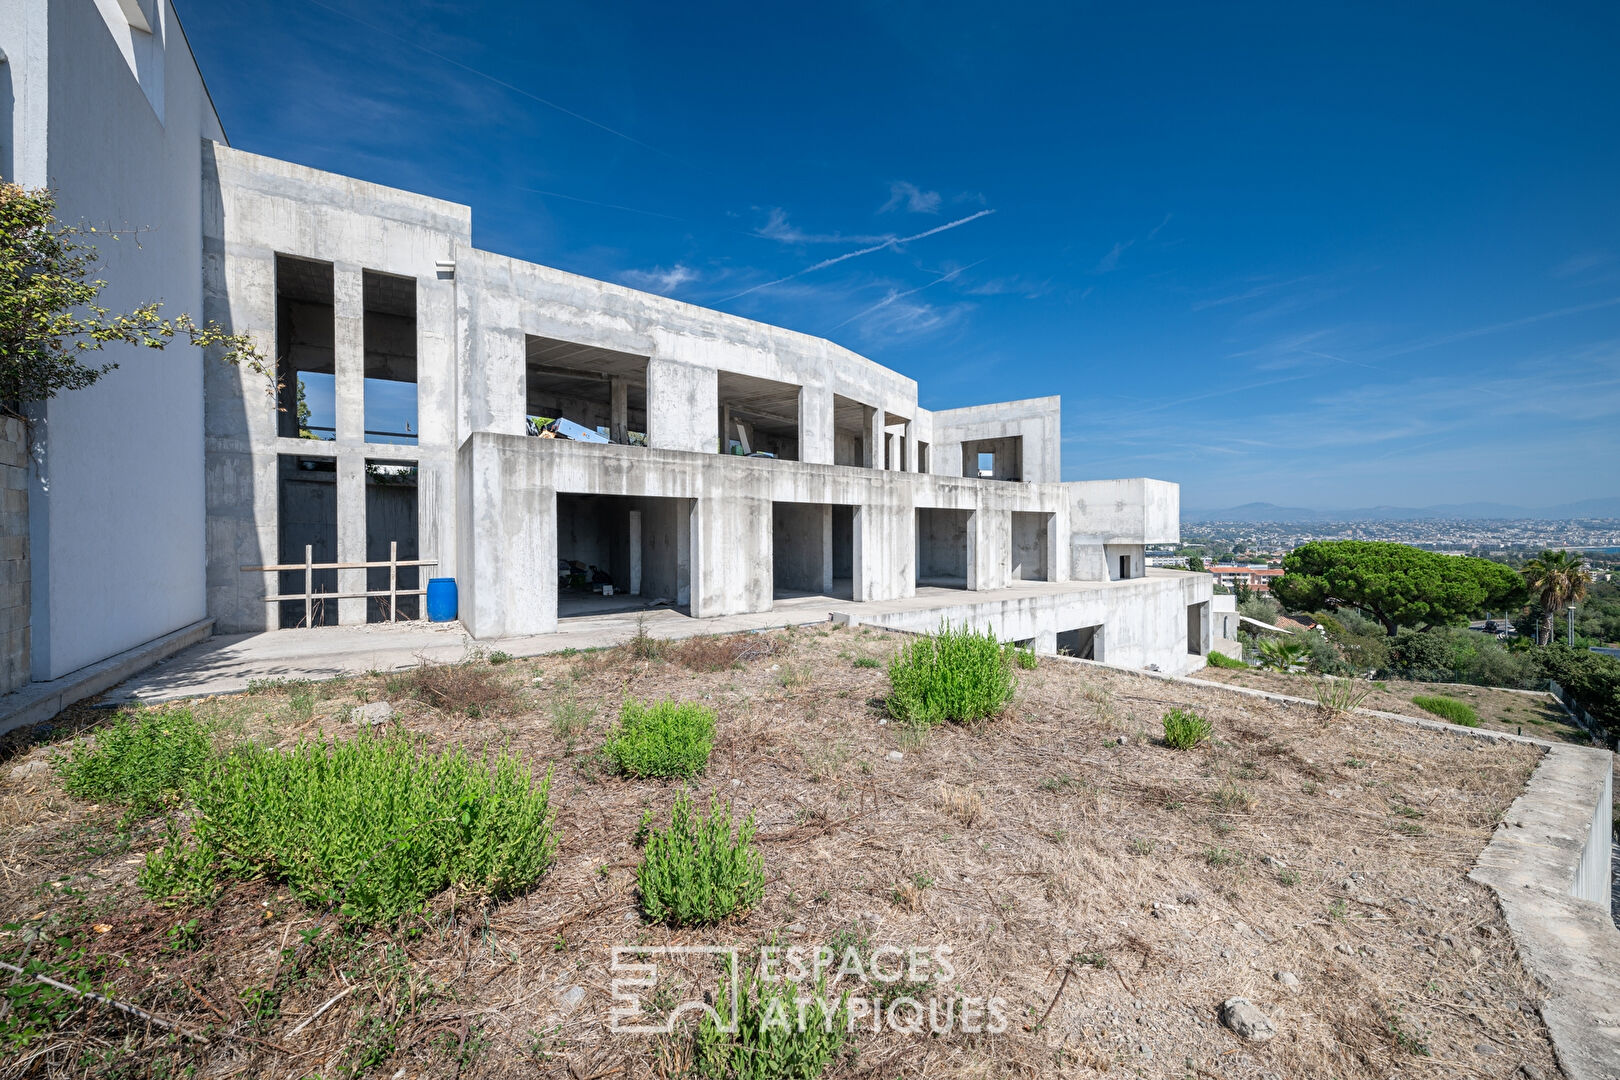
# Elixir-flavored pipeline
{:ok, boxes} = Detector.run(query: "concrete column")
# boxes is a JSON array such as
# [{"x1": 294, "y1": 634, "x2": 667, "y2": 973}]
[
  {"x1": 902, "y1": 422, "x2": 914, "y2": 472},
  {"x1": 333, "y1": 265, "x2": 365, "y2": 442},
  {"x1": 966, "y1": 508, "x2": 1011, "y2": 592},
  {"x1": 647, "y1": 359, "x2": 716, "y2": 454},
  {"x1": 336, "y1": 452, "x2": 367, "y2": 624},
  {"x1": 862, "y1": 406, "x2": 886, "y2": 469},
  {"x1": 628, "y1": 510, "x2": 643, "y2": 595},
  {"x1": 690, "y1": 492, "x2": 771, "y2": 617},
  {"x1": 610, "y1": 378, "x2": 629, "y2": 444},
  {"x1": 820, "y1": 504, "x2": 834, "y2": 593},
  {"x1": 455, "y1": 434, "x2": 556, "y2": 638},
  {"x1": 798, "y1": 385, "x2": 834, "y2": 465},
  {"x1": 1034, "y1": 629, "x2": 1057, "y2": 654}
]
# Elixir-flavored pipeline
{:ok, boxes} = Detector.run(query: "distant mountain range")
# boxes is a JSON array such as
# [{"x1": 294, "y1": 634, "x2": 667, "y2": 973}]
[{"x1": 1181, "y1": 497, "x2": 1620, "y2": 523}]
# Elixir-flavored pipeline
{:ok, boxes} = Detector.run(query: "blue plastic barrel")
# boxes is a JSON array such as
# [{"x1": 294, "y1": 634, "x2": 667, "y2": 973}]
[{"x1": 425, "y1": 578, "x2": 458, "y2": 622}]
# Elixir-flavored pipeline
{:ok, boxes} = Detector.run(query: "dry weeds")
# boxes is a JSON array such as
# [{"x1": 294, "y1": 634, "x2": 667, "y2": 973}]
[{"x1": 0, "y1": 624, "x2": 1561, "y2": 1079}]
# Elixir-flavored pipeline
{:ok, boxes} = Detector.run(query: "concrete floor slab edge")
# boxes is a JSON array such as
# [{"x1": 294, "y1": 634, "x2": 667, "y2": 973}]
[
  {"x1": 1047, "y1": 655, "x2": 1620, "y2": 1077},
  {"x1": 0, "y1": 618, "x2": 215, "y2": 738}
]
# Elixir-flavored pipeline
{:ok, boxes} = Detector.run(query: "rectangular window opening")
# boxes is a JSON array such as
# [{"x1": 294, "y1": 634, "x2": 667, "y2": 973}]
[
  {"x1": 526, "y1": 336, "x2": 649, "y2": 445},
  {"x1": 1057, "y1": 625, "x2": 1104, "y2": 661},
  {"x1": 961, "y1": 436, "x2": 1023, "y2": 480},
  {"x1": 363, "y1": 271, "x2": 418, "y2": 445},
  {"x1": 275, "y1": 255, "x2": 335, "y2": 441},
  {"x1": 718, "y1": 372, "x2": 801, "y2": 460}
]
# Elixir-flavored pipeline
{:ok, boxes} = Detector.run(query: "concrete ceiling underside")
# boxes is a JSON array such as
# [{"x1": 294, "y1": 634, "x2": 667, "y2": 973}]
[
  {"x1": 524, "y1": 336, "x2": 649, "y2": 383},
  {"x1": 719, "y1": 372, "x2": 800, "y2": 435},
  {"x1": 275, "y1": 254, "x2": 333, "y2": 305}
]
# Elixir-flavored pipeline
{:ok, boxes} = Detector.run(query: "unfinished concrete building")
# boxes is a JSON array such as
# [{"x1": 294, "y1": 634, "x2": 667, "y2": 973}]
[
  {"x1": 3, "y1": 0, "x2": 1213, "y2": 710},
  {"x1": 199, "y1": 144, "x2": 1211, "y2": 673}
]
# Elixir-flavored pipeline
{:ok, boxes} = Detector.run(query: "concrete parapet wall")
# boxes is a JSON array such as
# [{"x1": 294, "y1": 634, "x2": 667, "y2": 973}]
[{"x1": 1470, "y1": 745, "x2": 1619, "y2": 1077}]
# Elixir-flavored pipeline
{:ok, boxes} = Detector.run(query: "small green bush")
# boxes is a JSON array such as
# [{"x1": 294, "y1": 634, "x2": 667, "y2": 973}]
[
  {"x1": 1007, "y1": 644, "x2": 1039, "y2": 670},
  {"x1": 603, "y1": 699, "x2": 716, "y2": 778},
  {"x1": 139, "y1": 729, "x2": 556, "y2": 923},
  {"x1": 1205, "y1": 651, "x2": 1246, "y2": 670},
  {"x1": 1161, "y1": 707, "x2": 1212, "y2": 749},
  {"x1": 696, "y1": 967, "x2": 846, "y2": 1080},
  {"x1": 852, "y1": 657, "x2": 881, "y2": 669},
  {"x1": 1411, "y1": 695, "x2": 1479, "y2": 727},
  {"x1": 637, "y1": 791, "x2": 764, "y2": 926},
  {"x1": 55, "y1": 708, "x2": 212, "y2": 818},
  {"x1": 886, "y1": 623, "x2": 1015, "y2": 726}
]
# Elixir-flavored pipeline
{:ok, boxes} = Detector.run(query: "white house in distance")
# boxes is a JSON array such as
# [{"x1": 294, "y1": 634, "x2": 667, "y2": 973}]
[{"x1": 0, "y1": 0, "x2": 1212, "y2": 725}]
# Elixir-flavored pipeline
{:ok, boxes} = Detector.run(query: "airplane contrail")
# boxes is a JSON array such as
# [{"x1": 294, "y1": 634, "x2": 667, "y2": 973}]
[{"x1": 723, "y1": 210, "x2": 996, "y2": 301}]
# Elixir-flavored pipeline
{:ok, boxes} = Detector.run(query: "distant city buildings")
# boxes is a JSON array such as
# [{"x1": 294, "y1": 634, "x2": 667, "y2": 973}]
[{"x1": 1208, "y1": 565, "x2": 1285, "y2": 592}]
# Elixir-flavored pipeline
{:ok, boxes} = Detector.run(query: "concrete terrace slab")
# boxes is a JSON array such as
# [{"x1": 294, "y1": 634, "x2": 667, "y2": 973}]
[{"x1": 108, "y1": 577, "x2": 1190, "y2": 704}]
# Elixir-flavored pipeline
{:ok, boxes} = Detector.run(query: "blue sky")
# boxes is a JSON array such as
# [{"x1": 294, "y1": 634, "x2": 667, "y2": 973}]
[{"x1": 180, "y1": 1, "x2": 1620, "y2": 510}]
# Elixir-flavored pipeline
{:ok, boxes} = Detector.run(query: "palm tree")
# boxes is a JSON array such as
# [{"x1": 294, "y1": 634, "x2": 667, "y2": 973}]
[{"x1": 1521, "y1": 550, "x2": 1591, "y2": 645}]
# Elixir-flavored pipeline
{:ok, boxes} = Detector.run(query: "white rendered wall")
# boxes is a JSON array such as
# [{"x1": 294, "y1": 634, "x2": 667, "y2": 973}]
[{"x1": 4, "y1": 0, "x2": 224, "y2": 679}]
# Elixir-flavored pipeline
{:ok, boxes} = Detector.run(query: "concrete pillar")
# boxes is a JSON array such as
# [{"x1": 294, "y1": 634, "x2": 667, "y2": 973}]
[
  {"x1": 333, "y1": 265, "x2": 365, "y2": 442},
  {"x1": 901, "y1": 421, "x2": 914, "y2": 472},
  {"x1": 966, "y1": 508, "x2": 1010, "y2": 592},
  {"x1": 628, "y1": 510, "x2": 643, "y2": 595},
  {"x1": 647, "y1": 359, "x2": 716, "y2": 454},
  {"x1": 1034, "y1": 629, "x2": 1057, "y2": 654},
  {"x1": 610, "y1": 378, "x2": 629, "y2": 444},
  {"x1": 691, "y1": 492, "x2": 771, "y2": 617},
  {"x1": 820, "y1": 504, "x2": 834, "y2": 594},
  {"x1": 798, "y1": 385, "x2": 834, "y2": 464},
  {"x1": 862, "y1": 406, "x2": 886, "y2": 469},
  {"x1": 336, "y1": 452, "x2": 366, "y2": 624}
]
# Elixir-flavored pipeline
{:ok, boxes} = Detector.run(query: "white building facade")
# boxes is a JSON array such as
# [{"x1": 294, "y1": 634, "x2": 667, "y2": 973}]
[{"x1": 4, "y1": 0, "x2": 1214, "y2": 694}]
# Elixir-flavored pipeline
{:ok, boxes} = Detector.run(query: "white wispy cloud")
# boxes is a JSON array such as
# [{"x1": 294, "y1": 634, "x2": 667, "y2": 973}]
[
  {"x1": 880, "y1": 181, "x2": 942, "y2": 214},
  {"x1": 1095, "y1": 239, "x2": 1133, "y2": 273},
  {"x1": 723, "y1": 210, "x2": 997, "y2": 301},
  {"x1": 619, "y1": 264, "x2": 698, "y2": 293},
  {"x1": 1370, "y1": 295, "x2": 1620, "y2": 359},
  {"x1": 832, "y1": 261, "x2": 984, "y2": 330},
  {"x1": 755, "y1": 208, "x2": 890, "y2": 245}
]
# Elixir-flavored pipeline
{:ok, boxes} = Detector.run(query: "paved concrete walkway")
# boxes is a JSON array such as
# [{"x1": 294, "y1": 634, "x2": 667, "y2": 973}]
[{"x1": 108, "y1": 583, "x2": 1089, "y2": 703}]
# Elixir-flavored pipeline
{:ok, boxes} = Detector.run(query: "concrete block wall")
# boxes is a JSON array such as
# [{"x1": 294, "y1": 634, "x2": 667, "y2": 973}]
[{"x1": 0, "y1": 418, "x2": 30, "y2": 695}]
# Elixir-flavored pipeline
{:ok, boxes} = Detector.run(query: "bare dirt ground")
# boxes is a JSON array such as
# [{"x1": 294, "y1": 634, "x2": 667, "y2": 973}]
[
  {"x1": 1194, "y1": 665, "x2": 1588, "y2": 743},
  {"x1": 0, "y1": 625, "x2": 1559, "y2": 1079}
]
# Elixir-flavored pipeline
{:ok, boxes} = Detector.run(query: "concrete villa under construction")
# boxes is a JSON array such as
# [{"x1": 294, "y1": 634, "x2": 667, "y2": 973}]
[{"x1": 0, "y1": 0, "x2": 1212, "y2": 720}]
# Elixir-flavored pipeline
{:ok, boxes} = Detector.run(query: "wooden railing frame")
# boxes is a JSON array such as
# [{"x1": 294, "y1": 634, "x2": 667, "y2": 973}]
[{"x1": 242, "y1": 542, "x2": 438, "y2": 626}]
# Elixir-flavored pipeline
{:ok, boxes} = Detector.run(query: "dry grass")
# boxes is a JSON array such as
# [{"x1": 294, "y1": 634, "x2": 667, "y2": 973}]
[
  {"x1": 0, "y1": 623, "x2": 1561, "y2": 1080},
  {"x1": 406, "y1": 657, "x2": 520, "y2": 717},
  {"x1": 1198, "y1": 664, "x2": 1587, "y2": 741}
]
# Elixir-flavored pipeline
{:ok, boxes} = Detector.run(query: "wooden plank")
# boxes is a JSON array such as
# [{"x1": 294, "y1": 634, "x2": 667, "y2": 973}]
[
  {"x1": 303, "y1": 545, "x2": 313, "y2": 629},
  {"x1": 240, "y1": 559, "x2": 438, "y2": 572}
]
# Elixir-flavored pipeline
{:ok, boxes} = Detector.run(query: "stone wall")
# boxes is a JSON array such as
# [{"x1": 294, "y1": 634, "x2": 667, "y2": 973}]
[{"x1": 0, "y1": 417, "x2": 30, "y2": 694}]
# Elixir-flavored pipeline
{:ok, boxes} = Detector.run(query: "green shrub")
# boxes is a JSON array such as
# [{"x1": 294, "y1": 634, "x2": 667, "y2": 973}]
[
  {"x1": 1007, "y1": 644, "x2": 1039, "y2": 670},
  {"x1": 1411, "y1": 695, "x2": 1479, "y2": 727},
  {"x1": 1205, "y1": 651, "x2": 1247, "y2": 670},
  {"x1": 603, "y1": 699, "x2": 716, "y2": 779},
  {"x1": 851, "y1": 656, "x2": 881, "y2": 669},
  {"x1": 696, "y1": 967, "x2": 846, "y2": 1080},
  {"x1": 1255, "y1": 637, "x2": 1309, "y2": 672},
  {"x1": 139, "y1": 729, "x2": 556, "y2": 923},
  {"x1": 637, "y1": 791, "x2": 764, "y2": 926},
  {"x1": 886, "y1": 623, "x2": 1015, "y2": 726},
  {"x1": 55, "y1": 708, "x2": 212, "y2": 818},
  {"x1": 1316, "y1": 676, "x2": 1374, "y2": 719},
  {"x1": 1161, "y1": 707, "x2": 1212, "y2": 749}
]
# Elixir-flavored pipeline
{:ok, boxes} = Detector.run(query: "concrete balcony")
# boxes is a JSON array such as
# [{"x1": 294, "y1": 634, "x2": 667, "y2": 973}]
[{"x1": 1065, "y1": 478, "x2": 1180, "y2": 545}]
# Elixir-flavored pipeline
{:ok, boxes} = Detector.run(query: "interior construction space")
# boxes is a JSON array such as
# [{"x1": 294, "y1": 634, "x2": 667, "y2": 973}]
[
  {"x1": 916, "y1": 507, "x2": 971, "y2": 588},
  {"x1": 1011, "y1": 511, "x2": 1051, "y2": 581},
  {"x1": 771, "y1": 502, "x2": 854, "y2": 601},
  {"x1": 962, "y1": 435, "x2": 1023, "y2": 480},
  {"x1": 525, "y1": 336, "x2": 648, "y2": 444},
  {"x1": 1057, "y1": 624, "x2": 1103, "y2": 660},
  {"x1": 717, "y1": 372, "x2": 800, "y2": 460},
  {"x1": 555, "y1": 494, "x2": 691, "y2": 619},
  {"x1": 276, "y1": 455, "x2": 338, "y2": 627},
  {"x1": 364, "y1": 461, "x2": 419, "y2": 622}
]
